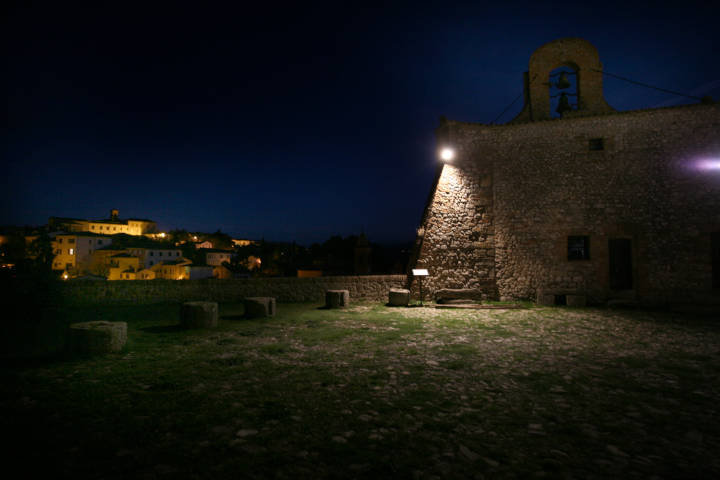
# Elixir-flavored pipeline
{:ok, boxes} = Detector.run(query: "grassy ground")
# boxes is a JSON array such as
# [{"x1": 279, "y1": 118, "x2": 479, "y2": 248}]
[{"x1": 2, "y1": 302, "x2": 719, "y2": 479}]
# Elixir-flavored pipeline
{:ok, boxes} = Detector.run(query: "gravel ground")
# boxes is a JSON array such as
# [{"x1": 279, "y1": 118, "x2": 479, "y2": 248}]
[{"x1": 2, "y1": 303, "x2": 719, "y2": 479}]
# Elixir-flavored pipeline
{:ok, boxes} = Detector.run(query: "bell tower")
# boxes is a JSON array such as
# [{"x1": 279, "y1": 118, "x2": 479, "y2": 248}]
[{"x1": 511, "y1": 38, "x2": 614, "y2": 122}]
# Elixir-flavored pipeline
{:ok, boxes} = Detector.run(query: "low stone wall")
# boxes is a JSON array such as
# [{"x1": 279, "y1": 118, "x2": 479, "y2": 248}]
[{"x1": 60, "y1": 275, "x2": 408, "y2": 305}]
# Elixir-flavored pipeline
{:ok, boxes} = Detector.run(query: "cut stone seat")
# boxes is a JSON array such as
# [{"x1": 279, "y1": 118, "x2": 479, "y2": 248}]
[
  {"x1": 67, "y1": 321, "x2": 127, "y2": 355},
  {"x1": 180, "y1": 301, "x2": 218, "y2": 329},
  {"x1": 566, "y1": 294, "x2": 587, "y2": 307},
  {"x1": 325, "y1": 290, "x2": 350, "y2": 308},
  {"x1": 537, "y1": 292, "x2": 587, "y2": 307},
  {"x1": 388, "y1": 288, "x2": 410, "y2": 306},
  {"x1": 244, "y1": 297, "x2": 276, "y2": 318},
  {"x1": 537, "y1": 293, "x2": 557, "y2": 306},
  {"x1": 435, "y1": 288, "x2": 484, "y2": 304}
]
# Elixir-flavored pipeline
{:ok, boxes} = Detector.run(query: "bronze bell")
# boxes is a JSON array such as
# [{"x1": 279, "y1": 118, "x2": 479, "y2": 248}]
[
  {"x1": 556, "y1": 92, "x2": 572, "y2": 115},
  {"x1": 556, "y1": 71, "x2": 571, "y2": 90}
]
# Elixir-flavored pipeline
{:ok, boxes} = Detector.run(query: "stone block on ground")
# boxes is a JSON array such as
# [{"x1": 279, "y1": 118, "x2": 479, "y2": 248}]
[
  {"x1": 325, "y1": 289, "x2": 350, "y2": 308},
  {"x1": 566, "y1": 294, "x2": 587, "y2": 307},
  {"x1": 435, "y1": 288, "x2": 483, "y2": 304},
  {"x1": 68, "y1": 321, "x2": 127, "y2": 355},
  {"x1": 537, "y1": 293, "x2": 556, "y2": 306},
  {"x1": 180, "y1": 301, "x2": 218, "y2": 329},
  {"x1": 244, "y1": 297, "x2": 276, "y2": 318},
  {"x1": 388, "y1": 288, "x2": 410, "y2": 306}
]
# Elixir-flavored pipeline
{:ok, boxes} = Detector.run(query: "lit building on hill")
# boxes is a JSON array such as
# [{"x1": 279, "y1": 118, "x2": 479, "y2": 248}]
[
  {"x1": 107, "y1": 254, "x2": 140, "y2": 281},
  {"x1": 49, "y1": 209, "x2": 157, "y2": 236},
  {"x1": 52, "y1": 233, "x2": 112, "y2": 275}
]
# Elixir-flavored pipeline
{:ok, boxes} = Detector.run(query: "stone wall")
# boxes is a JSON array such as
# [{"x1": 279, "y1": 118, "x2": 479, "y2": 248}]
[
  {"x1": 414, "y1": 102, "x2": 720, "y2": 306},
  {"x1": 413, "y1": 146, "x2": 497, "y2": 300},
  {"x1": 60, "y1": 275, "x2": 407, "y2": 305}
]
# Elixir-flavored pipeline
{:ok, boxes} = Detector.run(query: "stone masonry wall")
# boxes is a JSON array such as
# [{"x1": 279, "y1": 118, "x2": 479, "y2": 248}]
[
  {"x1": 413, "y1": 139, "x2": 497, "y2": 299},
  {"x1": 60, "y1": 275, "x2": 407, "y2": 306},
  {"x1": 415, "y1": 103, "x2": 720, "y2": 306}
]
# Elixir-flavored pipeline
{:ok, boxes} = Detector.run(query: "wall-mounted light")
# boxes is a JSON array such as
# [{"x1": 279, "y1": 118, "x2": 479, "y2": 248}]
[{"x1": 440, "y1": 148, "x2": 455, "y2": 162}]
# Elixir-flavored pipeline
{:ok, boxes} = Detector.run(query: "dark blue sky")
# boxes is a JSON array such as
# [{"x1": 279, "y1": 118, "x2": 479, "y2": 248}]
[{"x1": 5, "y1": 1, "x2": 719, "y2": 244}]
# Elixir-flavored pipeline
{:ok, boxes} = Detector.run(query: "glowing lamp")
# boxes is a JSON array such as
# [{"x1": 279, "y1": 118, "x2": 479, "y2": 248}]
[
  {"x1": 440, "y1": 148, "x2": 455, "y2": 162},
  {"x1": 697, "y1": 158, "x2": 720, "y2": 171}
]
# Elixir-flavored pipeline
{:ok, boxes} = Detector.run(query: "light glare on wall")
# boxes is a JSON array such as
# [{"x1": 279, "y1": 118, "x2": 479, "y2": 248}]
[
  {"x1": 440, "y1": 148, "x2": 455, "y2": 161},
  {"x1": 697, "y1": 158, "x2": 720, "y2": 171}
]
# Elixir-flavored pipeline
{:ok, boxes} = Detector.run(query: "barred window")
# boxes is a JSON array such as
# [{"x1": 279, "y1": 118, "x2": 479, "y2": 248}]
[{"x1": 568, "y1": 236, "x2": 590, "y2": 260}]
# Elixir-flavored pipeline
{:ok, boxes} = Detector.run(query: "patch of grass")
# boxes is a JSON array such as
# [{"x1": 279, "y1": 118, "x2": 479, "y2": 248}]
[{"x1": 2, "y1": 302, "x2": 720, "y2": 479}]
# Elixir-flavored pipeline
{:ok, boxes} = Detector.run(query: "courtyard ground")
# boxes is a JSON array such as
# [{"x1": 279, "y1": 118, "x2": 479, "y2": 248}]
[{"x1": 2, "y1": 302, "x2": 719, "y2": 479}]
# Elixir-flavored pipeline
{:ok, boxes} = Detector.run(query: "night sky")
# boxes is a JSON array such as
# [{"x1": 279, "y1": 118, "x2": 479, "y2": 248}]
[{"x1": 5, "y1": 1, "x2": 719, "y2": 244}]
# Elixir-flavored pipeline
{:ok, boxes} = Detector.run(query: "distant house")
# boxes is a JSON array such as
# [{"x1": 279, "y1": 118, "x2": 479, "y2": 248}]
[
  {"x1": 51, "y1": 233, "x2": 112, "y2": 274},
  {"x1": 136, "y1": 268, "x2": 156, "y2": 280},
  {"x1": 89, "y1": 247, "x2": 127, "y2": 275},
  {"x1": 297, "y1": 269, "x2": 323, "y2": 278},
  {"x1": 213, "y1": 264, "x2": 233, "y2": 279},
  {"x1": 126, "y1": 246, "x2": 183, "y2": 268},
  {"x1": 232, "y1": 238, "x2": 257, "y2": 247},
  {"x1": 152, "y1": 258, "x2": 193, "y2": 280},
  {"x1": 195, "y1": 241, "x2": 213, "y2": 249},
  {"x1": 107, "y1": 254, "x2": 140, "y2": 281},
  {"x1": 204, "y1": 248, "x2": 235, "y2": 266},
  {"x1": 50, "y1": 209, "x2": 156, "y2": 236},
  {"x1": 187, "y1": 265, "x2": 214, "y2": 280}
]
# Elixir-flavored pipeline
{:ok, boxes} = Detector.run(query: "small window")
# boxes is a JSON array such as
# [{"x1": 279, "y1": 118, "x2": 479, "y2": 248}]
[
  {"x1": 150, "y1": 252, "x2": 154, "y2": 256},
  {"x1": 69, "y1": 248, "x2": 75, "y2": 255},
  {"x1": 568, "y1": 236, "x2": 590, "y2": 260},
  {"x1": 589, "y1": 138, "x2": 604, "y2": 151},
  {"x1": 98, "y1": 240, "x2": 103, "y2": 245},
  {"x1": 68, "y1": 238, "x2": 75, "y2": 244},
  {"x1": 150, "y1": 261, "x2": 154, "y2": 266},
  {"x1": 58, "y1": 238, "x2": 63, "y2": 243}
]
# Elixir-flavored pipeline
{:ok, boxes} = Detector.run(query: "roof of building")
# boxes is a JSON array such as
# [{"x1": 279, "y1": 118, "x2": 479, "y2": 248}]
[
  {"x1": 456, "y1": 99, "x2": 718, "y2": 128},
  {"x1": 53, "y1": 232, "x2": 113, "y2": 239},
  {"x1": 95, "y1": 246, "x2": 129, "y2": 252},
  {"x1": 90, "y1": 218, "x2": 156, "y2": 224},
  {"x1": 157, "y1": 258, "x2": 192, "y2": 266},
  {"x1": 97, "y1": 234, "x2": 177, "y2": 249}
]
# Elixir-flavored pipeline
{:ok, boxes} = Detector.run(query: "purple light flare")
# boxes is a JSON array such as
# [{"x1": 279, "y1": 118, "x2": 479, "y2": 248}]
[{"x1": 695, "y1": 158, "x2": 720, "y2": 171}]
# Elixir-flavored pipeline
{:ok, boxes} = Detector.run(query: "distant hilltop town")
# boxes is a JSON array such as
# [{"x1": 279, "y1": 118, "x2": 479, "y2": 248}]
[
  {"x1": 2, "y1": 209, "x2": 259, "y2": 281},
  {"x1": 1, "y1": 209, "x2": 408, "y2": 280}
]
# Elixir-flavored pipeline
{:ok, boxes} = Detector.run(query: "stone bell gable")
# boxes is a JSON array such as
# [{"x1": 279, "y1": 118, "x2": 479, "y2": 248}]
[
  {"x1": 412, "y1": 39, "x2": 720, "y2": 307},
  {"x1": 512, "y1": 37, "x2": 615, "y2": 122}
]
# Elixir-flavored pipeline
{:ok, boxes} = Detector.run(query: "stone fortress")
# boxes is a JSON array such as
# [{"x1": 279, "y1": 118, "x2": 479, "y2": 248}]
[{"x1": 411, "y1": 38, "x2": 720, "y2": 307}]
